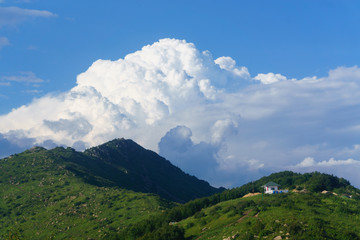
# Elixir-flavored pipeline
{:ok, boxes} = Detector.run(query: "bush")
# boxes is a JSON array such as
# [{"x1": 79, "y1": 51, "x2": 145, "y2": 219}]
[
  {"x1": 194, "y1": 211, "x2": 205, "y2": 219},
  {"x1": 185, "y1": 222, "x2": 194, "y2": 229},
  {"x1": 140, "y1": 225, "x2": 185, "y2": 240}
]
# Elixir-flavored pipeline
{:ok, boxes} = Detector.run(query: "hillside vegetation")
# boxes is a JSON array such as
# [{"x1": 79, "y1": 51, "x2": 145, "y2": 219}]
[
  {"x1": 0, "y1": 146, "x2": 175, "y2": 239},
  {"x1": 115, "y1": 171, "x2": 360, "y2": 239},
  {"x1": 179, "y1": 192, "x2": 360, "y2": 239},
  {"x1": 0, "y1": 138, "x2": 221, "y2": 239},
  {"x1": 1, "y1": 138, "x2": 360, "y2": 239},
  {"x1": 83, "y1": 139, "x2": 222, "y2": 202}
]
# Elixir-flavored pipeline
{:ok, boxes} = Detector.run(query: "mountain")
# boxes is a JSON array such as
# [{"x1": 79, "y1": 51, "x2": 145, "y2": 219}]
[
  {"x1": 117, "y1": 171, "x2": 360, "y2": 239},
  {"x1": 0, "y1": 138, "x2": 222, "y2": 239},
  {"x1": 3, "y1": 140, "x2": 359, "y2": 240},
  {"x1": 81, "y1": 138, "x2": 223, "y2": 202},
  {"x1": 178, "y1": 191, "x2": 360, "y2": 240},
  {"x1": 1, "y1": 145, "x2": 172, "y2": 239}
]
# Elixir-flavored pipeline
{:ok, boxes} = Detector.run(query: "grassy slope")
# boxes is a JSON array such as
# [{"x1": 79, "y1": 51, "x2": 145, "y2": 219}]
[
  {"x1": 0, "y1": 147, "x2": 174, "y2": 239},
  {"x1": 114, "y1": 171, "x2": 360, "y2": 239},
  {"x1": 178, "y1": 192, "x2": 360, "y2": 240},
  {"x1": 2, "y1": 142, "x2": 360, "y2": 240}
]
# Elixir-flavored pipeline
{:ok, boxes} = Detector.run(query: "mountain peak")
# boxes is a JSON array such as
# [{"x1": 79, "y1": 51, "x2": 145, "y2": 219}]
[
  {"x1": 26, "y1": 146, "x2": 47, "y2": 153},
  {"x1": 82, "y1": 138, "x2": 222, "y2": 202}
]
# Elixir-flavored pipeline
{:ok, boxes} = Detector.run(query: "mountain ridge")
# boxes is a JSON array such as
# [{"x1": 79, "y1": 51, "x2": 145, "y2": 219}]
[
  {"x1": 2, "y1": 138, "x2": 222, "y2": 203},
  {"x1": 2, "y1": 139, "x2": 360, "y2": 239},
  {"x1": 116, "y1": 171, "x2": 360, "y2": 239},
  {"x1": 82, "y1": 138, "x2": 223, "y2": 202},
  {"x1": 0, "y1": 137, "x2": 222, "y2": 239}
]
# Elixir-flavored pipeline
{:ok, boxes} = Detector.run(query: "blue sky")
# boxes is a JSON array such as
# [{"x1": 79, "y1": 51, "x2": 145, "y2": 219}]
[
  {"x1": 1, "y1": 0, "x2": 359, "y2": 114},
  {"x1": 1, "y1": 1, "x2": 360, "y2": 188}
]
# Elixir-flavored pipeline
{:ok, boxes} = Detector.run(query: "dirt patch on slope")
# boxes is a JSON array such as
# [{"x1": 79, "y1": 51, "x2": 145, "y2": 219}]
[{"x1": 242, "y1": 192, "x2": 261, "y2": 198}]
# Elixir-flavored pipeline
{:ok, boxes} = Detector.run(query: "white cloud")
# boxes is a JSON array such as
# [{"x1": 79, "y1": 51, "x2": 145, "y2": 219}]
[
  {"x1": 295, "y1": 157, "x2": 316, "y2": 167},
  {"x1": 291, "y1": 157, "x2": 360, "y2": 187},
  {"x1": 0, "y1": 6, "x2": 55, "y2": 27},
  {"x1": 328, "y1": 65, "x2": 360, "y2": 81},
  {"x1": 318, "y1": 158, "x2": 360, "y2": 166},
  {"x1": 248, "y1": 159, "x2": 265, "y2": 170},
  {"x1": 295, "y1": 157, "x2": 360, "y2": 168},
  {"x1": 253, "y1": 72, "x2": 288, "y2": 84},
  {"x1": 0, "y1": 0, "x2": 32, "y2": 2},
  {"x1": 24, "y1": 89, "x2": 42, "y2": 94},
  {"x1": 1, "y1": 72, "x2": 44, "y2": 83},
  {"x1": 0, "y1": 72, "x2": 45, "y2": 94},
  {"x1": 2, "y1": 38, "x2": 360, "y2": 187},
  {"x1": 158, "y1": 125, "x2": 219, "y2": 181},
  {"x1": 215, "y1": 56, "x2": 250, "y2": 79},
  {"x1": 211, "y1": 118, "x2": 238, "y2": 144}
]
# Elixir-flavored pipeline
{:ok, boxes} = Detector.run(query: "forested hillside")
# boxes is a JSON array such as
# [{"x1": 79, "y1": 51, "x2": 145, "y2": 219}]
[
  {"x1": 179, "y1": 192, "x2": 360, "y2": 239},
  {"x1": 0, "y1": 138, "x2": 221, "y2": 239},
  {"x1": 1, "y1": 140, "x2": 359, "y2": 239},
  {"x1": 115, "y1": 171, "x2": 360, "y2": 239},
  {"x1": 83, "y1": 138, "x2": 223, "y2": 202}
]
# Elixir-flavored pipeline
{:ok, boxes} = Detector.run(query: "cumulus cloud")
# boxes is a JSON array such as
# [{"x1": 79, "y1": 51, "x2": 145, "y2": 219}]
[
  {"x1": 158, "y1": 126, "x2": 219, "y2": 181},
  {"x1": 44, "y1": 117, "x2": 93, "y2": 139},
  {"x1": 2, "y1": 38, "x2": 360, "y2": 187},
  {"x1": 0, "y1": 6, "x2": 55, "y2": 27},
  {"x1": 215, "y1": 56, "x2": 250, "y2": 79},
  {"x1": 253, "y1": 72, "x2": 288, "y2": 84},
  {"x1": 327, "y1": 65, "x2": 360, "y2": 81},
  {"x1": 211, "y1": 118, "x2": 238, "y2": 144},
  {"x1": 0, "y1": 132, "x2": 35, "y2": 158},
  {"x1": 295, "y1": 157, "x2": 316, "y2": 167}
]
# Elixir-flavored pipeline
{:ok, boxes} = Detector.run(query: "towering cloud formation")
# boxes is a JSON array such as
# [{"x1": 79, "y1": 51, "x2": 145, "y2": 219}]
[{"x1": 1, "y1": 39, "x2": 360, "y2": 187}]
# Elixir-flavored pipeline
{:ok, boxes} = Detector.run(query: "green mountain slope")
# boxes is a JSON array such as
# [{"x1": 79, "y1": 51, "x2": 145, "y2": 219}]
[
  {"x1": 116, "y1": 171, "x2": 360, "y2": 240},
  {"x1": 0, "y1": 146, "x2": 174, "y2": 239},
  {"x1": 2, "y1": 140, "x2": 359, "y2": 240},
  {"x1": 82, "y1": 138, "x2": 222, "y2": 202},
  {"x1": 179, "y1": 193, "x2": 360, "y2": 239},
  {"x1": 0, "y1": 138, "x2": 221, "y2": 239}
]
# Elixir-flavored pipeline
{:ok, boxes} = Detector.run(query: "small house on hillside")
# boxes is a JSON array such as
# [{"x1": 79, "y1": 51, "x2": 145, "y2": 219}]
[{"x1": 263, "y1": 181, "x2": 288, "y2": 194}]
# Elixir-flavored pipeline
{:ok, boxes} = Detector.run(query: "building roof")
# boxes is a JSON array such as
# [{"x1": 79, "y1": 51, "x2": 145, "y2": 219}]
[{"x1": 262, "y1": 181, "x2": 280, "y2": 187}]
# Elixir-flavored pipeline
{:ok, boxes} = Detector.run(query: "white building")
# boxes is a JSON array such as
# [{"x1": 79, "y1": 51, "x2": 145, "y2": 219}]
[{"x1": 263, "y1": 181, "x2": 288, "y2": 194}]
